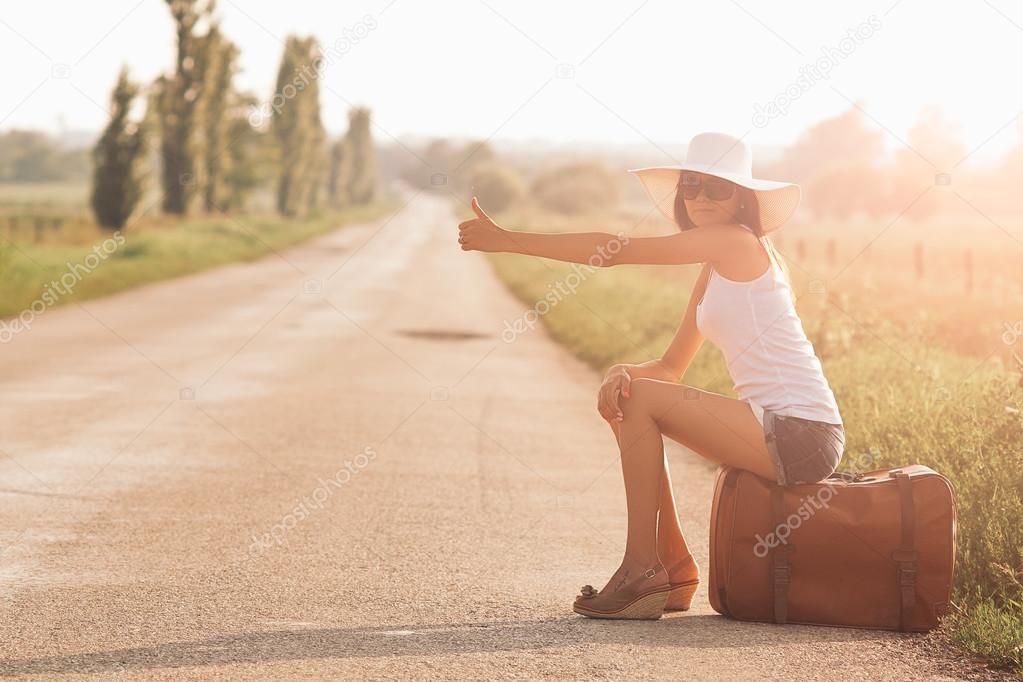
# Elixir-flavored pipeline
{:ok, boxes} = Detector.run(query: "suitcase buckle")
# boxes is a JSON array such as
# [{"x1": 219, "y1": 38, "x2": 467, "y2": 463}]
[{"x1": 898, "y1": 564, "x2": 917, "y2": 586}]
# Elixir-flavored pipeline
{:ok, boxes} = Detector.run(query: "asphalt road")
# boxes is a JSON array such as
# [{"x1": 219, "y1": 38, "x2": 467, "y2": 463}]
[{"x1": 0, "y1": 191, "x2": 1005, "y2": 680}]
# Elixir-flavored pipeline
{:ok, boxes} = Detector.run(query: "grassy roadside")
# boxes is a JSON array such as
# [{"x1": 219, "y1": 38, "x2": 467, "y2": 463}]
[
  {"x1": 0, "y1": 198, "x2": 398, "y2": 319},
  {"x1": 485, "y1": 233, "x2": 1023, "y2": 674}
]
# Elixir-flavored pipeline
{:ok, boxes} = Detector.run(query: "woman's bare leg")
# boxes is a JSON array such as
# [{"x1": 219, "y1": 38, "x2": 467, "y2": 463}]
[
  {"x1": 596, "y1": 378, "x2": 776, "y2": 593},
  {"x1": 609, "y1": 421, "x2": 698, "y2": 584},
  {"x1": 654, "y1": 451, "x2": 699, "y2": 581},
  {"x1": 595, "y1": 394, "x2": 668, "y2": 593}
]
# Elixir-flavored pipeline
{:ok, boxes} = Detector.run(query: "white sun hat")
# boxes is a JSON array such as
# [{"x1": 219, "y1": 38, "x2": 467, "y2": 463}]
[{"x1": 627, "y1": 131, "x2": 801, "y2": 234}]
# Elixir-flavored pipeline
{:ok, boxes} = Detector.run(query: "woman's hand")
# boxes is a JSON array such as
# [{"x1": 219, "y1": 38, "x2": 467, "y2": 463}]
[
  {"x1": 457, "y1": 197, "x2": 515, "y2": 253},
  {"x1": 597, "y1": 364, "x2": 632, "y2": 423}
]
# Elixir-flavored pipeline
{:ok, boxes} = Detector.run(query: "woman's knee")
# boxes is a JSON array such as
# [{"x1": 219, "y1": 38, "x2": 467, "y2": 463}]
[
  {"x1": 620, "y1": 378, "x2": 661, "y2": 419},
  {"x1": 622, "y1": 378, "x2": 701, "y2": 425}
]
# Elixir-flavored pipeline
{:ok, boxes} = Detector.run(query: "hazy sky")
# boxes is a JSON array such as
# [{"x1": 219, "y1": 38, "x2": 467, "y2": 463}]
[{"x1": 2, "y1": 0, "x2": 1021, "y2": 164}]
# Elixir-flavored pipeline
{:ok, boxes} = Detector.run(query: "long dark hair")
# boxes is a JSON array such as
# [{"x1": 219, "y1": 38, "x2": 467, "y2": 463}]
[{"x1": 673, "y1": 180, "x2": 794, "y2": 298}]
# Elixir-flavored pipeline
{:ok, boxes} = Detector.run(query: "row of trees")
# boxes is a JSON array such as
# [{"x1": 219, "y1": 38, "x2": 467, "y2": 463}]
[
  {"x1": 397, "y1": 137, "x2": 626, "y2": 215},
  {"x1": 91, "y1": 0, "x2": 375, "y2": 229},
  {"x1": 761, "y1": 102, "x2": 1005, "y2": 223},
  {"x1": 467, "y1": 161, "x2": 621, "y2": 215}
]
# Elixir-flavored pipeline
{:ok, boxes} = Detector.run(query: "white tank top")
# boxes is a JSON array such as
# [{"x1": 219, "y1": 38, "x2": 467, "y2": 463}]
[{"x1": 695, "y1": 225, "x2": 843, "y2": 425}]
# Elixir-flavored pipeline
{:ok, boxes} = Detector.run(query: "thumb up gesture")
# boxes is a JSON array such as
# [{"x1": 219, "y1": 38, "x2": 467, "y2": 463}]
[{"x1": 457, "y1": 197, "x2": 511, "y2": 253}]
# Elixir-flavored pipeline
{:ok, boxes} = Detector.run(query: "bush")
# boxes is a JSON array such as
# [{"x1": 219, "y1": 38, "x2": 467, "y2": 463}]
[
  {"x1": 530, "y1": 161, "x2": 620, "y2": 215},
  {"x1": 468, "y1": 163, "x2": 525, "y2": 213}
]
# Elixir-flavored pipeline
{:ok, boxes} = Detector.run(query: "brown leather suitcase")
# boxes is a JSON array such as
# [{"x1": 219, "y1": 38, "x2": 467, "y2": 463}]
[{"x1": 708, "y1": 464, "x2": 957, "y2": 631}]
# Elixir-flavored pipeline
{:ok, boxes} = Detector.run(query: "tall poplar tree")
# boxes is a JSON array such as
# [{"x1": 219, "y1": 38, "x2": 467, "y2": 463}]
[
  {"x1": 199, "y1": 24, "x2": 238, "y2": 212},
  {"x1": 154, "y1": 0, "x2": 222, "y2": 215},
  {"x1": 90, "y1": 68, "x2": 147, "y2": 230},
  {"x1": 326, "y1": 137, "x2": 352, "y2": 209},
  {"x1": 221, "y1": 91, "x2": 265, "y2": 211},
  {"x1": 344, "y1": 107, "x2": 376, "y2": 205},
  {"x1": 272, "y1": 35, "x2": 327, "y2": 217}
]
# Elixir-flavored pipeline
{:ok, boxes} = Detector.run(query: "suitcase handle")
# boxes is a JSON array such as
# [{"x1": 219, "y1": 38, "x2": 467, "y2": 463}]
[{"x1": 827, "y1": 471, "x2": 879, "y2": 483}]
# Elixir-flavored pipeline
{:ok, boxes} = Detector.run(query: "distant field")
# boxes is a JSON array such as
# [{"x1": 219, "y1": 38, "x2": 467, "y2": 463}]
[
  {"x1": 478, "y1": 201, "x2": 1023, "y2": 673},
  {"x1": 0, "y1": 182, "x2": 399, "y2": 320},
  {"x1": 0, "y1": 180, "x2": 89, "y2": 207},
  {"x1": 0, "y1": 181, "x2": 282, "y2": 246}
]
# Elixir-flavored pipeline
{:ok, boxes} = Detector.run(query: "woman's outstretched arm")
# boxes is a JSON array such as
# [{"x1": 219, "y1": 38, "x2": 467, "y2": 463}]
[{"x1": 458, "y1": 197, "x2": 747, "y2": 266}]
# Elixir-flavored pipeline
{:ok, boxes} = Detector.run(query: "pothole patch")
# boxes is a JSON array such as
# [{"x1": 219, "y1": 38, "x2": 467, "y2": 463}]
[{"x1": 394, "y1": 328, "x2": 489, "y2": 341}]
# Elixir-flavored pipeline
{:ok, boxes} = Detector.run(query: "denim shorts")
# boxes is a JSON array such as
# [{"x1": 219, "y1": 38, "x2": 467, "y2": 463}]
[{"x1": 761, "y1": 409, "x2": 845, "y2": 486}]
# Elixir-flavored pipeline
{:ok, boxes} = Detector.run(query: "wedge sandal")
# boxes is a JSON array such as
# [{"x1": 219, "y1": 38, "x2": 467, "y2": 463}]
[
  {"x1": 664, "y1": 578, "x2": 700, "y2": 611},
  {"x1": 573, "y1": 563, "x2": 671, "y2": 620},
  {"x1": 662, "y1": 557, "x2": 700, "y2": 611}
]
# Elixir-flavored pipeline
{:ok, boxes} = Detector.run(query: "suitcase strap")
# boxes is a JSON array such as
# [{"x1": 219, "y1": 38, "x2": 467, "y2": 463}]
[
  {"x1": 770, "y1": 485, "x2": 792, "y2": 624},
  {"x1": 892, "y1": 470, "x2": 918, "y2": 631},
  {"x1": 771, "y1": 472, "x2": 919, "y2": 629}
]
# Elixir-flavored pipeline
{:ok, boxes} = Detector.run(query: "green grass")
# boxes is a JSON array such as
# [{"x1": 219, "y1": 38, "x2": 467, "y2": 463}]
[
  {"x1": 486, "y1": 241, "x2": 1023, "y2": 674},
  {"x1": 0, "y1": 199, "x2": 398, "y2": 319},
  {"x1": 946, "y1": 598, "x2": 1023, "y2": 671}
]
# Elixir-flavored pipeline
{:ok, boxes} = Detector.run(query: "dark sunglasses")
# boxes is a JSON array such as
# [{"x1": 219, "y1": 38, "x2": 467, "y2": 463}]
[{"x1": 678, "y1": 172, "x2": 736, "y2": 201}]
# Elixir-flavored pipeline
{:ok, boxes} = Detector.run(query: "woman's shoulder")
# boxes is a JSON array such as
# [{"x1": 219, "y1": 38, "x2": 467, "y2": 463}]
[{"x1": 707, "y1": 223, "x2": 770, "y2": 282}]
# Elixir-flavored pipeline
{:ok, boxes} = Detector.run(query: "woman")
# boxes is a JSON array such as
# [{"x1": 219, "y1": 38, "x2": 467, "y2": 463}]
[{"x1": 456, "y1": 131, "x2": 845, "y2": 621}]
